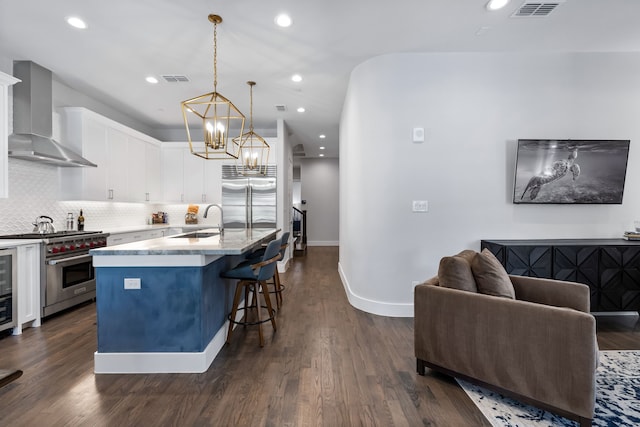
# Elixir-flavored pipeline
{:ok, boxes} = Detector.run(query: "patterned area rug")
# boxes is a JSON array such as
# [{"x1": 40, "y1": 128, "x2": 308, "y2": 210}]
[{"x1": 458, "y1": 350, "x2": 640, "y2": 427}]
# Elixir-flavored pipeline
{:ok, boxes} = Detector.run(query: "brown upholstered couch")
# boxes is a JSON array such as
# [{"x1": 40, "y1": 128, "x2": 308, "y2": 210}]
[{"x1": 415, "y1": 263, "x2": 598, "y2": 427}]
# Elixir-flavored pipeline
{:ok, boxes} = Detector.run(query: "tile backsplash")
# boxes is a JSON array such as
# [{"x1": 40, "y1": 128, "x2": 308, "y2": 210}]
[{"x1": 0, "y1": 158, "x2": 196, "y2": 234}]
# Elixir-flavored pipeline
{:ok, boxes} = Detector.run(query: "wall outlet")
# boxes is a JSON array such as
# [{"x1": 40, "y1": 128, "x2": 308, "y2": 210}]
[
  {"x1": 124, "y1": 278, "x2": 141, "y2": 290},
  {"x1": 412, "y1": 200, "x2": 428, "y2": 212}
]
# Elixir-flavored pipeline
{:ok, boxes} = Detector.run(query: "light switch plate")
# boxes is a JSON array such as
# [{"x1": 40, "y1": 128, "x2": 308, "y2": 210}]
[
  {"x1": 412, "y1": 127, "x2": 425, "y2": 143},
  {"x1": 412, "y1": 200, "x2": 428, "y2": 212},
  {"x1": 124, "y1": 278, "x2": 141, "y2": 290}
]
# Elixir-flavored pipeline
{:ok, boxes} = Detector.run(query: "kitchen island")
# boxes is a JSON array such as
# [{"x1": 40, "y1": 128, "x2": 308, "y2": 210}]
[{"x1": 90, "y1": 228, "x2": 278, "y2": 374}]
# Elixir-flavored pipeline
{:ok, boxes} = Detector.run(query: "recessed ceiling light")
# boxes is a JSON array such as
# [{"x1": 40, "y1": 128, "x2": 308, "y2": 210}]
[
  {"x1": 66, "y1": 16, "x2": 87, "y2": 29},
  {"x1": 319, "y1": 154, "x2": 325, "y2": 157},
  {"x1": 145, "y1": 76, "x2": 159, "y2": 84},
  {"x1": 319, "y1": 134, "x2": 326, "y2": 139},
  {"x1": 485, "y1": 0, "x2": 510, "y2": 11},
  {"x1": 275, "y1": 14, "x2": 292, "y2": 28},
  {"x1": 291, "y1": 74, "x2": 302, "y2": 83},
  {"x1": 297, "y1": 107, "x2": 305, "y2": 113},
  {"x1": 319, "y1": 146, "x2": 325, "y2": 150}
]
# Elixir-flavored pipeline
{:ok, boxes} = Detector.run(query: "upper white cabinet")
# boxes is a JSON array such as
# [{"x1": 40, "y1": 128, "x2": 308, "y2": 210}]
[
  {"x1": 0, "y1": 71, "x2": 20, "y2": 199},
  {"x1": 161, "y1": 144, "x2": 185, "y2": 203},
  {"x1": 59, "y1": 107, "x2": 161, "y2": 202},
  {"x1": 145, "y1": 142, "x2": 162, "y2": 202},
  {"x1": 161, "y1": 142, "x2": 224, "y2": 204}
]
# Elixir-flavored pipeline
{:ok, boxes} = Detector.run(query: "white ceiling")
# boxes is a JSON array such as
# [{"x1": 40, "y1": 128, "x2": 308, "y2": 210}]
[{"x1": 1, "y1": 0, "x2": 639, "y2": 159}]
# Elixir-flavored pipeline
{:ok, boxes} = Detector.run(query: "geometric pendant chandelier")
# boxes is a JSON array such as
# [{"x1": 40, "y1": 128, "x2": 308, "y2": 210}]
[
  {"x1": 181, "y1": 14, "x2": 245, "y2": 160},
  {"x1": 234, "y1": 81, "x2": 270, "y2": 175}
]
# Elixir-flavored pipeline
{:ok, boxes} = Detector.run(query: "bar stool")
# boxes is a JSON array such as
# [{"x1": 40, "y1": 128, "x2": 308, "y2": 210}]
[
  {"x1": 221, "y1": 239, "x2": 281, "y2": 347},
  {"x1": 247, "y1": 232, "x2": 289, "y2": 309}
]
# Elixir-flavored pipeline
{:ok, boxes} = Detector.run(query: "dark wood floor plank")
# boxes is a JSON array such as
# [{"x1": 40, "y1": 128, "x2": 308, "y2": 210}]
[{"x1": 0, "y1": 246, "x2": 639, "y2": 426}]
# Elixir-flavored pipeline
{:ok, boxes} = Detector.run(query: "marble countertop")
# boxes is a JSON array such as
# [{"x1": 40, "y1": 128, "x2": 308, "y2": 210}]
[
  {"x1": 90, "y1": 228, "x2": 278, "y2": 256},
  {"x1": 101, "y1": 223, "x2": 211, "y2": 235}
]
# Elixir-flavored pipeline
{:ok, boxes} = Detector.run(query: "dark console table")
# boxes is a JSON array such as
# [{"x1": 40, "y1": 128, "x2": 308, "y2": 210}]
[{"x1": 481, "y1": 239, "x2": 640, "y2": 313}]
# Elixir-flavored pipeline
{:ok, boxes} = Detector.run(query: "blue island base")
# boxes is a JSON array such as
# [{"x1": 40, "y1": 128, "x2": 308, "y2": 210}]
[{"x1": 94, "y1": 255, "x2": 244, "y2": 373}]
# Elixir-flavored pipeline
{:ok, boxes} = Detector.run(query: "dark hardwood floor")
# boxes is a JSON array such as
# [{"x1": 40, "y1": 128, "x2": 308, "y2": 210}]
[{"x1": 0, "y1": 246, "x2": 638, "y2": 426}]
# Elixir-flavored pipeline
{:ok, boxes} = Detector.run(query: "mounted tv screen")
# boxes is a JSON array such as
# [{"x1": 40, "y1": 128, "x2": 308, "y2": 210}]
[{"x1": 513, "y1": 139, "x2": 630, "y2": 204}]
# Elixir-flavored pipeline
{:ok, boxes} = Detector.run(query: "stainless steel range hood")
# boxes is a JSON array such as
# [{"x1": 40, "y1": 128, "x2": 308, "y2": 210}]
[{"x1": 8, "y1": 61, "x2": 97, "y2": 167}]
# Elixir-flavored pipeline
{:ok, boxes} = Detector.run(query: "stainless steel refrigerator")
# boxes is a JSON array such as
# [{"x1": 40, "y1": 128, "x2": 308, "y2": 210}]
[{"x1": 221, "y1": 164, "x2": 277, "y2": 229}]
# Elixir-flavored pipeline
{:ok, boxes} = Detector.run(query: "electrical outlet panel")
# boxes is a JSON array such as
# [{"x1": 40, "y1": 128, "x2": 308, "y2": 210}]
[
  {"x1": 412, "y1": 200, "x2": 428, "y2": 212},
  {"x1": 124, "y1": 278, "x2": 141, "y2": 290}
]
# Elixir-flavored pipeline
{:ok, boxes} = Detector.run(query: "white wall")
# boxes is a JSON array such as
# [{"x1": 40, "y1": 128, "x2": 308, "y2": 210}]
[
  {"x1": 339, "y1": 52, "x2": 640, "y2": 317},
  {"x1": 300, "y1": 158, "x2": 339, "y2": 246},
  {"x1": 276, "y1": 120, "x2": 294, "y2": 268}
]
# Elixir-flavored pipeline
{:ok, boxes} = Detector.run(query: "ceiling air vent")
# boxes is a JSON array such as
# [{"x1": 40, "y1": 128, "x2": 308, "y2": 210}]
[
  {"x1": 512, "y1": 2, "x2": 563, "y2": 17},
  {"x1": 274, "y1": 104, "x2": 287, "y2": 112},
  {"x1": 161, "y1": 75, "x2": 190, "y2": 83}
]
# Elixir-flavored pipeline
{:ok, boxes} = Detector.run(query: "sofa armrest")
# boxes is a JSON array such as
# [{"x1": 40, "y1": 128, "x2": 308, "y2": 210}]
[
  {"x1": 414, "y1": 284, "x2": 597, "y2": 419},
  {"x1": 509, "y1": 275, "x2": 591, "y2": 313}
]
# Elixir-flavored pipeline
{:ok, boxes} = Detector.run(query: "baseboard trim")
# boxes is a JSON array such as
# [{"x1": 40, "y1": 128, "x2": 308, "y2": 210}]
[
  {"x1": 94, "y1": 323, "x2": 228, "y2": 374},
  {"x1": 308, "y1": 240, "x2": 339, "y2": 247},
  {"x1": 277, "y1": 256, "x2": 291, "y2": 273},
  {"x1": 338, "y1": 262, "x2": 413, "y2": 318}
]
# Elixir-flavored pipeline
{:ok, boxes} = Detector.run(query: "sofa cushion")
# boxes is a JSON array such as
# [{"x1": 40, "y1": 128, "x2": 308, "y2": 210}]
[
  {"x1": 438, "y1": 253, "x2": 478, "y2": 293},
  {"x1": 471, "y1": 248, "x2": 515, "y2": 299}
]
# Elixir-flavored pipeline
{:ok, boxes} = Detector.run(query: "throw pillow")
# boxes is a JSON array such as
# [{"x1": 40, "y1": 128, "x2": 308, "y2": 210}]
[
  {"x1": 455, "y1": 249, "x2": 477, "y2": 263},
  {"x1": 470, "y1": 248, "x2": 515, "y2": 299},
  {"x1": 438, "y1": 255, "x2": 478, "y2": 293}
]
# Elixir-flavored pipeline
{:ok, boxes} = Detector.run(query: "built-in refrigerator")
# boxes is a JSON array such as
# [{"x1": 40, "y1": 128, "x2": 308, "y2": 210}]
[{"x1": 221, "y1": 164, "x2": 277, "y2": 229}]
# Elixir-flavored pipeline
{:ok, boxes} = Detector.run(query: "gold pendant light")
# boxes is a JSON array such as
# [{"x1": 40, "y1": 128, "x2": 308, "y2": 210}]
[
  {"x1": 234, "y1": 81, "x2": 270, "y2": 175},
  {"x1": 181, "y1": 14, "x2": 245, "y2": 159}
]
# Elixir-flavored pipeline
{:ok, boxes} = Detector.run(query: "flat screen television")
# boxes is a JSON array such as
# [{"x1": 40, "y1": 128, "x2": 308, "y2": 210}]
[{"x1": 513, "y1": 139, "x2": 630, "y2": 204}]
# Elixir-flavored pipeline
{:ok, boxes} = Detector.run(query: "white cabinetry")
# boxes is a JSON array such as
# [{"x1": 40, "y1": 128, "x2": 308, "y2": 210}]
[
  {"x1": 161, "y1": 145, "x2": 185, "y2": 203},
  {"x1": 0, "y1": 71, "x2": 20, "y2": 199},
  {"x1": 183, "y1": 151, "x2": 206, "y2": 203},
  {"x1": 161, "y1": 142, "x2": 224, "y2": 204},
  {"x1": 107, "y1": 228, "x2": 165, "y2": 246},
  {"x1": 146, "y1": 143, "x2": 162, "y2": 202},
  {"x1": 59, "y1": 107, "x2": 161, "y2": 202},
  {"x1": 13, "y1": 243, "x2": 41, "y2": 335},
  {"x1": 105, "y1": 126, "x2": 129, "y2": 201}
]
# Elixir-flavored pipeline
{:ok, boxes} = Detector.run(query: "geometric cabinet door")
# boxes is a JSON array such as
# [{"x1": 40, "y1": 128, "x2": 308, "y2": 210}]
[
  {"x1": 505, "y1": 246, "x2": 552, "y2": 278},
  {"x1": 599, "y1": 246, "x2": 640, "y2": 311},
  {"x1": 553, "y1": 246, "x2": 600, "y2": 311}
]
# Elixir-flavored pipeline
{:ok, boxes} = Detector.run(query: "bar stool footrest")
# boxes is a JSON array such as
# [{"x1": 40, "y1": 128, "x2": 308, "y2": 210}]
[
  {"x1": 228, "y1": 306, "x2": 275, "y2": 326},
  {"x1": 265, "y1": 284, "x2": 285, "y2": 295}
]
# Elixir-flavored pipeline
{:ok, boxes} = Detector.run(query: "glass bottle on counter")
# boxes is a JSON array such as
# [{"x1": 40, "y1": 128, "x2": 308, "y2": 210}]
[
  {"x1": 77, "y1": 209, "x2": 85, "y2": 231},
  {"x1": 66, "y1": 212, "x2": 74, "y2": 231}
]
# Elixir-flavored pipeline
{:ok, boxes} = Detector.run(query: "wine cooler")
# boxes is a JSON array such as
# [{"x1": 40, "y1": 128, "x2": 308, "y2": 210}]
[{"x1": 0, "y1": 248, "x2": 17, "y2": 332}]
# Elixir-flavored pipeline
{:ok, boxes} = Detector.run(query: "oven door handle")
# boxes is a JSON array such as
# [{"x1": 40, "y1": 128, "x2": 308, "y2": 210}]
[{"x1": 47, "y1": 254, "x2": 92, "y2": 266}]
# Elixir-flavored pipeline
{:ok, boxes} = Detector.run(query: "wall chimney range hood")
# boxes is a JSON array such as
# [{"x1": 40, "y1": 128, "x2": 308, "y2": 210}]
[{"x1": 8, "y1": 61, "x2": 97, "y2": 167}]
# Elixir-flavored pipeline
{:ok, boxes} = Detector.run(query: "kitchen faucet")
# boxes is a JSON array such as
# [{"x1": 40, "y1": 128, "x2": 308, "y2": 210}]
[{"x1": 203, "y1": 204, "x2": 224, "y2": 234}]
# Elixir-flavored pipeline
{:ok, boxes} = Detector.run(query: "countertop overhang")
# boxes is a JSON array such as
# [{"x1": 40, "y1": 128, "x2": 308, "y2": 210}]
[{"x1": 90, "y1": 228, "x2": 278, "y2": 267}]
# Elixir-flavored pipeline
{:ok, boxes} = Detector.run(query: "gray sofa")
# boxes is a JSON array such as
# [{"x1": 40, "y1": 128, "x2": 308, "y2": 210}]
[{"x1": 414, "y1": 250, "x2": 598, "y2": 427}]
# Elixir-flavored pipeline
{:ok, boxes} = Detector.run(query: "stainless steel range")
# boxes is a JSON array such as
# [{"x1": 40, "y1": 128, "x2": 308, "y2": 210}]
[{"x1": 0, "y1": 231, "x2": 109, "y2": 317}]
